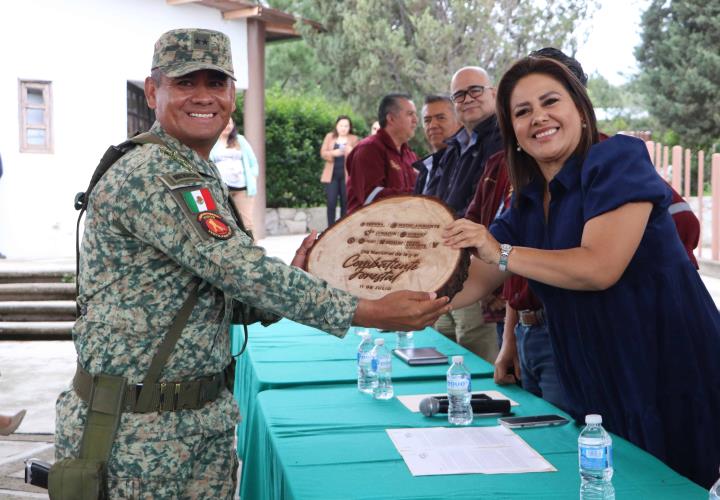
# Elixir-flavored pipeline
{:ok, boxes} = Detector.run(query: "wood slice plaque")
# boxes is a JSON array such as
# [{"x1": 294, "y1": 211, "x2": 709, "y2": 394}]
[{"x1": 307, "y1": 195, "x2": 469, "y2": 300}]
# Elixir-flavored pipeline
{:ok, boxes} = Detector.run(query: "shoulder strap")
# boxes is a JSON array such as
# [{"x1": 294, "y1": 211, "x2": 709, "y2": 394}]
[
  {"x1": 74, "y1": 132, "x2": 164, "y2": 317},
  {"x1": 134, "y1": 281, "x2": 200, "y2": 413},
  {"x1": 77, "y1": 280, "x2": 199, "y2": 461},
  {"x1": 74, "y1": 132, "x2": 164, "y2": 213}
]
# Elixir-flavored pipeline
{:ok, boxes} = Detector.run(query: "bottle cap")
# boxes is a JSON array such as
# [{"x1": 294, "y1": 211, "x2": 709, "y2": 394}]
[
  {"x1": 359, "y1": 331, "x2": 370, "y2": 339},
  {"x1": 452, "y1": 355, "x2": 464, "y2": 364},
  {"x1": 585, "y1": 414, "x2": 602, "y2": 424},
  {"x1": 374, "y1": 338, "x2": 384, "y2": 345}
]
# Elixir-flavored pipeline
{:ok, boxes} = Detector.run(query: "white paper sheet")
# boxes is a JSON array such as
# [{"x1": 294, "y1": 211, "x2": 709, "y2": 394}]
[
  {"x1": 386, "y1": 426, "x2": 556, "y2": 476},
  {"x1": 397, "y1": 391, "x2": 519, "y2": 413}
]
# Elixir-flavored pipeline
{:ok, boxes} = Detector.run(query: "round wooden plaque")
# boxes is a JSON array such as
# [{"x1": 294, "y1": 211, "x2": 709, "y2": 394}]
[{"x1": 307, "y1": 195, "x2": 469, "y2": 300}]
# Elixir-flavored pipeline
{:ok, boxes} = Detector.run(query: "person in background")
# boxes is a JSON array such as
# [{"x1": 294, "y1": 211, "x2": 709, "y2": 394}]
[
  {"x1": 423, "y1": 67, "x2": 503, "y2": 363},
  {"x1": 413, "y1": 94, "x2": 461, "y2": 194},
  {"x1": 210, "y1": 117, "x2": 259, "y2": 238},
  {"x1": 0, "y1": 409, "x2": 25, "y2": 435},
  {"x1": 346, "y1": 93, "x2": 418, "y2": 213},
  {"x1": 472, "y1": 48, "x2": 700, "y2": 414},
  {"x1": 445, "y1": 56, "x2": 720, "y2": 488},
  {"x1": 319, "y1": 116, "x2": 359, "y2": 227},
  {"x1": 370, "y1": 121, "x2": 380, "y2": 135},
  {"x1": 0, "y1": 370, "x2": 25, "y2": 435}
]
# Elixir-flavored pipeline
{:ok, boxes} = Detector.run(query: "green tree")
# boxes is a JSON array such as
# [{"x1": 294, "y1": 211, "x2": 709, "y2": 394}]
[
  {"x1": 269, "y1": 0, "x2": 594, "y2": 119},
  {"x1": 635, "y1": 0, "x2": 720, "y2": 147},
  {"x1": 587, "y1": 73, "x2": 624, "y2": 108},
  {"x1": 267, "y1": 39, "x2": 328, "y2": 95},
  {"x1": 233, "y1": 91, "x2": 368, "y2": 207}
]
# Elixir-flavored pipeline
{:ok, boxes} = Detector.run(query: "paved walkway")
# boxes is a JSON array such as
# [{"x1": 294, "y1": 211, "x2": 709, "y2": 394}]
[{"x1": 2, "y1": 234, "x2": 720, "y2": 497}]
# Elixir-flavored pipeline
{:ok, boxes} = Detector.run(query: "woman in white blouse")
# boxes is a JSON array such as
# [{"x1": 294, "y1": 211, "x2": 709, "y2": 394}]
[{"x1": 211, "y1": 118, "x2": 260, "y2": 239}]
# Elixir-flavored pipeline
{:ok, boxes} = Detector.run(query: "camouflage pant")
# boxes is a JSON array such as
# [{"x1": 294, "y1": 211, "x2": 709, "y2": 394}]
[{"x1": 105, "y1": 428, "x2": 238, "y2": 499}]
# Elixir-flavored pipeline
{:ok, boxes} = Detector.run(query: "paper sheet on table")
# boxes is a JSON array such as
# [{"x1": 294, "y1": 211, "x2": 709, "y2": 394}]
[
  {"x1": 386, "y1": 426, "x2": 556, "y2": 476},
  {"x1": 397, "y1": 391, "x2": 519, "y2": 412}
]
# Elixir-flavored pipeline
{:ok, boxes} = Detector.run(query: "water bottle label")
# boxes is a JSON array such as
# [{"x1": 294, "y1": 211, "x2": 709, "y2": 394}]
[
  {"x1": 447, "y1": 375, "x2": 470, "y2": 394},
  {"x1": 377, "y1": 357, "x2": 392, "y2": 371},
  {"x1": 580, "y1": 445, "x2": 611, "y2": 469},
  {"x1": 371, "y1": 358, "x2": 378, "y2": 371},
  {"x1": 358, "y1": 352, "x2": 373, "y2": 365}
]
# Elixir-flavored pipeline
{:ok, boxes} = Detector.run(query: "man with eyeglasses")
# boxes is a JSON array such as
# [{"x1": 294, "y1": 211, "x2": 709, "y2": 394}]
[{"x1": 424, "y1": 66, "x2": 503, "y2": 363}]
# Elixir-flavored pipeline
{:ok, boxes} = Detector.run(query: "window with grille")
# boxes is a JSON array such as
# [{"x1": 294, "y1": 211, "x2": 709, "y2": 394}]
[
  {"x1": 19, "y1": 80, "x2": 53, "y2": 153},
  {"x1": 127, "y1": 81, "x2": 155, "y2": 138}
]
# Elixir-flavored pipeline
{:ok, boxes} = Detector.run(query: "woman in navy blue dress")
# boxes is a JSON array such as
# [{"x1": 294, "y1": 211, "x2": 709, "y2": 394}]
[{"x1": 444, "y1": 56, "x2": 720, "y2": 488}]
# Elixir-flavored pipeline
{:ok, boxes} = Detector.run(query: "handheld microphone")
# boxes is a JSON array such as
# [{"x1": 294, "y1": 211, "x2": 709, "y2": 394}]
[{"x1": 419, "y1": 396, "x2": 511, "y2": 417}]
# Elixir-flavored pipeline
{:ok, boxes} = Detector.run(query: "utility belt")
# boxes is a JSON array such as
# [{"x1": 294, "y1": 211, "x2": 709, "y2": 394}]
[
  {"x1": 47, "y1": 279, "x2": 204, "y2": 499},
  {"x1": 518, "y1": 308, "x2": 545, "y2": 327},
  {"x1": 72, "y1": 362, "x2": 230, "y2": 414}
]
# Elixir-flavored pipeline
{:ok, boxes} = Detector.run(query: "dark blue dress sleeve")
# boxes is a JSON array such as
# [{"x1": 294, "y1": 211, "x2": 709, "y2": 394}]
[
  {"x1": 489, "y1": 194, "x2": 519, "y2": 246},
  {"x1": 581, "y1": 135, "x2": 670, "y2": 222}
]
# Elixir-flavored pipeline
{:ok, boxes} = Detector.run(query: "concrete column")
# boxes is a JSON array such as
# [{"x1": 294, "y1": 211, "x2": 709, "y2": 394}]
[{"x1": 244, "y1": 19, "x2": 266, "y2": 240}]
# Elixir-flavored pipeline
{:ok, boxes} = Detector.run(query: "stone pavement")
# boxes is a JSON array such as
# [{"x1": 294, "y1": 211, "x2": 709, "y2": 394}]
[{"x1": 1, "y1": 234, "x2": 719, "y2": 498}]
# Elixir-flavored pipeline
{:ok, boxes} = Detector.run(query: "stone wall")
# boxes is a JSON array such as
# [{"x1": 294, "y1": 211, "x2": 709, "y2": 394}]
[{"x1": 265, "y1": 207, "x2": 340, "y2": 235}]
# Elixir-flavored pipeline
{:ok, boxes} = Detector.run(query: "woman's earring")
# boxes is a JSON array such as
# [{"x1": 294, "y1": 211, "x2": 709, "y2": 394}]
[
  {"x1": 516, "y1": 143, "x2": 522, "y2": 152},
  {"x1": 582, "y1": 122, "x2": 587, "y2": 129}
]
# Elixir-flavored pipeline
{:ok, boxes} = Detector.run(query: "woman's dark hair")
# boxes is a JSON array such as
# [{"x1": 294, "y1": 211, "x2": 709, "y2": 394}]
[
  {"x1": 226, "y1": 118, "x2": 239, "y2": 148},
  {"x1": 495, "y1": 56, "x2": 599, "y2": 196},
  {"x1": 332, "y1": 115, "x2": 354, "y2": 138}
]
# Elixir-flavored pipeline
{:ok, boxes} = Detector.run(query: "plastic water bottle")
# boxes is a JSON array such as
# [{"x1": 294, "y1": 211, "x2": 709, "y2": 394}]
[
  {"x1": 396, "y1": 331, "x2": 415, "y2": 349},
  {"x1": 447, "y1": 355, "x2": 473, "y2": 425},
  {"x1": 371, "y1": 338, "x2": 393, "y2": 400},
  {"x1": 578, "y1": 414, "x2": 615, "y2": 500},
  {"x1": 710, "y1": 467, "x2": 720, "y2": 499},
  {"x1": 356, "y1": 331, "x2": 375, "y2": 394}
]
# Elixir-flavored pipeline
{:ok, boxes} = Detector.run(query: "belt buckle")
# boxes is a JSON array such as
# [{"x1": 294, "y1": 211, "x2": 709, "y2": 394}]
[
  {"x1": 158, "y1": 382, "x2": 170, "y2": 412},
  {"x1": 519, "y1": 309, "x2": 536, "y2": 326},
  {"x1": 159, "y1": 382, "x2": 183, "y2": 412}
]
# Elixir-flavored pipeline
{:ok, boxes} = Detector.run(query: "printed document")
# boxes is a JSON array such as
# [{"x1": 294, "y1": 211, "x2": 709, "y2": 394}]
[{"x1": 386, "y1": 426, "x2": 556, "y2": 476}]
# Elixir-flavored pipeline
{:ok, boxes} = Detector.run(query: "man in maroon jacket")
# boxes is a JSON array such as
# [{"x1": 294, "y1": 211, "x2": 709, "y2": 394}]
[{"x1": 346, "y1": 93, "x2": 418, "y2": 213}]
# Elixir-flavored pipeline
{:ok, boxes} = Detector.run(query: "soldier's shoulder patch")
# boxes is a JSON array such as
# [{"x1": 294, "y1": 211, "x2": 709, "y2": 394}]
[
  {"x1": 158, "y1": 172, "x2": 204, "y2": 191},
  {"x1": 197, "y1": 212, "x2": 233, "y2": 240}
]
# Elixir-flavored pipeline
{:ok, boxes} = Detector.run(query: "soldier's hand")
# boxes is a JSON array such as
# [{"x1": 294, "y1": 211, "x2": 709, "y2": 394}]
[
  {"x1": 353, "y1": 291, "x2": 451, "y2": 331},
  {"x1": 291, "y1": 230, "x2": 318, "y2": 270}
]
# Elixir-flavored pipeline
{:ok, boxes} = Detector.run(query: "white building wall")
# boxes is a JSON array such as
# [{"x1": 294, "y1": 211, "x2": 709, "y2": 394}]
[{"x1": 0, "y1": 0, "x2": 248, "y2": 258}]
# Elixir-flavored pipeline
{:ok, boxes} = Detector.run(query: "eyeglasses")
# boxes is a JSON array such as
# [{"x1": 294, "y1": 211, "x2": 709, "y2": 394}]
[{"x1": 451, "y1": 85, "x2": 493, "y2": 103}]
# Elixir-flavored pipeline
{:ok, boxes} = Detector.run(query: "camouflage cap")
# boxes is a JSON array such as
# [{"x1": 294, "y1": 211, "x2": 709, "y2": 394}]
[{"x1": 152, "y1": 28, "x2": 235, "y2": 80}]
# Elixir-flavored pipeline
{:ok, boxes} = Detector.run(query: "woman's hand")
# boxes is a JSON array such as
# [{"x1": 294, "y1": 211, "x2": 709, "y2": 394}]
[
  {"x1": 443, "y1": 218, "x2": 501, "y2": 265},
  {"x1": 291, "y1": 230, "x2": 318, "y2": 270}
]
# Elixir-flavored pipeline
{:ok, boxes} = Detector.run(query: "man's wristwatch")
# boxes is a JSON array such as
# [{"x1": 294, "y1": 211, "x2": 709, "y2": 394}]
[{"x1": 498, "y1": 244, "x2": 513, "y2": 271}]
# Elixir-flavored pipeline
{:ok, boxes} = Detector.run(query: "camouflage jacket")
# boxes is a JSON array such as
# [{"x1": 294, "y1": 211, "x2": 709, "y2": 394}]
[{"x1": 56, "y1": 122, "x2": 357, "y2": 447}]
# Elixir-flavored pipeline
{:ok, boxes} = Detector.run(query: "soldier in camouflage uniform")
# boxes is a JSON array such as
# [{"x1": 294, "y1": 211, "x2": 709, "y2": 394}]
[{"x1": 55, "y1": 28, "x2": 450, "y2": 499}]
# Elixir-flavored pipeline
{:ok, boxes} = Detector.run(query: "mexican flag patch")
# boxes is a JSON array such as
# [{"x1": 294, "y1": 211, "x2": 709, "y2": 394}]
[{"x1": 183, "y1": 188, "x2": 217, "y2": 213}]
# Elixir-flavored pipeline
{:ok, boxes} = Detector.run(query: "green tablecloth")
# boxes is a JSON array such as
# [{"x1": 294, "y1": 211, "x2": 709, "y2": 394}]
[
  {"x1": 232, "y1": 319, "x2": 495, "y2": 457},
  {"x1": 241, "y1": 378, "x2": 706, "y2": 500}
]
